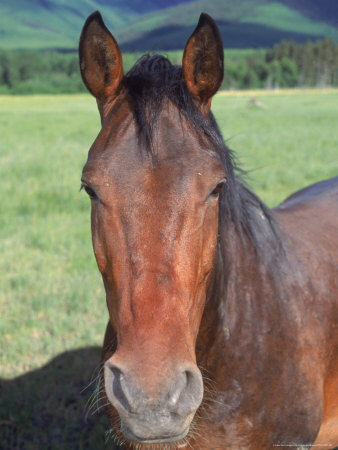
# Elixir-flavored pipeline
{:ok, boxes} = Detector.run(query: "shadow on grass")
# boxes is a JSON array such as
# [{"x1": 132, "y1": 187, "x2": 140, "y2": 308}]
[{"x1": 0, "y1": 347, "x2": 120, "y2": 450}]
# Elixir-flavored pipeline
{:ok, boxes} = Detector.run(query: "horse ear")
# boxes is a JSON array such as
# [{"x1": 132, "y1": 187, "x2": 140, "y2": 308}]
[
  {"x1": 79, "y1": 11, "x2": 123, "y2": 103},
  {"x1": 182, "y1": 13, "x2": 224, "y2": 108}
]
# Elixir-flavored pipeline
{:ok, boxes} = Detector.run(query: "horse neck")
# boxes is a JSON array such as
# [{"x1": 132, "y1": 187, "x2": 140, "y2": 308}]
[{"x1": 196, "y1": 221, "x2": 286, "y2": 373}]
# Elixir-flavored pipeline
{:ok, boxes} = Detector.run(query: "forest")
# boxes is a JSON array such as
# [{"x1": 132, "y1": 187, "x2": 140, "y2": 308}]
[{"x1": 0, "y1": 38, "x2": 337, "y2": 94}]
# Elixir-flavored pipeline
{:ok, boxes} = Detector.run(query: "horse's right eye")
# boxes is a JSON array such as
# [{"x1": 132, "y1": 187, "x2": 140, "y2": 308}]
[{"x1": 210, "y1": 180, "x2": 226, "y2": 198}]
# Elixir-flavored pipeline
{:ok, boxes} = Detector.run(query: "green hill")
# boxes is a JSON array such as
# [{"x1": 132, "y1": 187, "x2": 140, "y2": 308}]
[
  {"x1": 0, "y1": 0, "x2": 136, "y2": 49},
  {"x1": 0, "y1": 0, "x2": 337, "y2": 50},
  {"x1": 114, "y1": 0, "x2": 338, "y2": 50}
]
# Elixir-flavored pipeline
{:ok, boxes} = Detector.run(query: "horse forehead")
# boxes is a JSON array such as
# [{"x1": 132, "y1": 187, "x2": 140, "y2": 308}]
[
  {"x1": 88, "y1": 106, "x2": 219, "y2": 183},
  {"x1": 109, "y1": 92, "x2": 211, "y2": 148},
  {"x1": 83, "y1": 95, "x2": 225, "y2": 205}
]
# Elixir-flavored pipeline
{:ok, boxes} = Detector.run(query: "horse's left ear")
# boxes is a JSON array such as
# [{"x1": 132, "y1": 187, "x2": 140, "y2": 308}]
[
  {"x1": 79, "y1": 11, "x2": 123, "y2": 104},
  {"x1": 182, "y1": 13, "x2": 224, "y2": 110}
]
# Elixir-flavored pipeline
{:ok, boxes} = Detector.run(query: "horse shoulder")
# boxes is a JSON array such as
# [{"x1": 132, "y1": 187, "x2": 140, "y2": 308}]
[{"x1": 272, "y1": 176, "x2": 338, "y2": 320}]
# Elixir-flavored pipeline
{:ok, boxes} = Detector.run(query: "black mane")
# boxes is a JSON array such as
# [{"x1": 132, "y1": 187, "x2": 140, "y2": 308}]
[{"x1": 123, "y1": 54, "x2": 283, "y2": 263}]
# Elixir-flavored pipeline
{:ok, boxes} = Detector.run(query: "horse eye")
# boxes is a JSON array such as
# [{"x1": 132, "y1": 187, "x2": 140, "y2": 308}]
[
  {"x1": 82, "y1": 184, "x2": 98, "y2": 200},
  {"x1": 211, "y1": 181, "x2": 226, "y2": 197}
]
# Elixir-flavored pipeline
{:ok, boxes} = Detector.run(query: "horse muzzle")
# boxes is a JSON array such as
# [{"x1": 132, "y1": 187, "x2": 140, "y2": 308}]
[{"x1": 104, "y1": 358, "x2": 203, "y2": 443}]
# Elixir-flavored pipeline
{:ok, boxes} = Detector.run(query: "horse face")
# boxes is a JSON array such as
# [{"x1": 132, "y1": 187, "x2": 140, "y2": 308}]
[{"x1": 79, "y1": 12, "x2": 224, "y2": 445}]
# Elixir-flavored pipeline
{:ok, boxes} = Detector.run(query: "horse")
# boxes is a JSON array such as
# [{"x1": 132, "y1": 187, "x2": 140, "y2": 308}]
[{"x1": 78, "y1": 11, "x2": 338, "y2": 450}]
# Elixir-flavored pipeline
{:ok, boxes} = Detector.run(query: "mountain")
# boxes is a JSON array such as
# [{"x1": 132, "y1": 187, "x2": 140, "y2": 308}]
[
  {"x1": 0, "y1": 0, "x2": 337, "y2": 51},
  {"x1": 114, "y1": 0, "x2": 338, "y2": 51},
  {"x1": 279, "y1": 0, "x2": 338, "y2": 27}
]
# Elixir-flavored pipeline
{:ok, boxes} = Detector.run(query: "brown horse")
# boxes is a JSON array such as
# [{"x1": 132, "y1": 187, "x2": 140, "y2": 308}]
[{"x1": 78, "y1": 11, "x2": 338, "y2": 450}]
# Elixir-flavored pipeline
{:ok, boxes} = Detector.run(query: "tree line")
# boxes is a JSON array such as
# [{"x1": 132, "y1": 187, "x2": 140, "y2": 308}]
[
  {"x1": 0, "y1": 38, "x2": 337, "y2": 94},
  {"x1": 224, "y1": 38, "x2": 338, "y2": 90}
]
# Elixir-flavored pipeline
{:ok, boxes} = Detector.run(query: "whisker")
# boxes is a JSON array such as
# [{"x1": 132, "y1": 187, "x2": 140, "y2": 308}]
[
  {"x1": 90, "y1": 401, "x2": 111, "y2": 416},
  {"x1": 81, "y1": 364, "x2": 104, "y2": 393}
]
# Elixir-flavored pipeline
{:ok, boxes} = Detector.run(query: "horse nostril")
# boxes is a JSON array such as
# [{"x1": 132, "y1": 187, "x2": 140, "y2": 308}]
[
  {"x1": 168, "y1": 371, "x2": 188, "y2": 408},
  {"x1": 104, "y1": 362, "x2": 135, "y2": 415},
  {"x1": 168, "y1": 367, "x2": 204, "y2": 416}
]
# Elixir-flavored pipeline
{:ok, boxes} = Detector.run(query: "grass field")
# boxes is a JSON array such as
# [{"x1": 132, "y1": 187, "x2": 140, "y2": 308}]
[{"x1": 0, "y1": 90, "x2": 337, "y2": 448}]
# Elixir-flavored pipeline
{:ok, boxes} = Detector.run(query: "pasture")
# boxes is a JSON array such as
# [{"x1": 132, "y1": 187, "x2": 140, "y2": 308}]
[{"x1": 1, "y1": 90, "x2": 338, "y2": 448}]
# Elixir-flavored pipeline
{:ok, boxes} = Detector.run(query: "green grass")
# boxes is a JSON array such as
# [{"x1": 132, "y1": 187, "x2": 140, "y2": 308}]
[
  {"x1": 213, "y1": 90, "x2": 338, "y2": 205},
  {"x1": 0, "y1": 90, "x2": 337, "y2": 448},
  {"x1": 0, "y1": 95, "x2": 106, "y2": 376}
]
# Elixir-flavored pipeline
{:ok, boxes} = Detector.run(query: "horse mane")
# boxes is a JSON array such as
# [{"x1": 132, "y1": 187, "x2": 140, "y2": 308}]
[{"x1": 123, "y1": 55, "x2": 284, "y2": 265}]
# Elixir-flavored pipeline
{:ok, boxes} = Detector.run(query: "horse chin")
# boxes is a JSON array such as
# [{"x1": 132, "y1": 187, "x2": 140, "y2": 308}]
[
  {"x1": 110, "y1": 419, "x2": 191, "y2": 449},
  {"x1": 121, "y1": 422, "x2": 190, "y2": 445}
]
